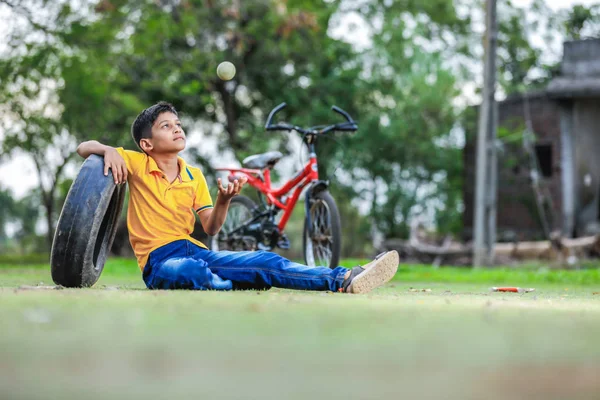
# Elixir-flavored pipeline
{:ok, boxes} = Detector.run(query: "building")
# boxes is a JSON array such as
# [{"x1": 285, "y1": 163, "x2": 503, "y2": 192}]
[{"x1": 464, "y1": 38, "x2": 600, "y2": 241}]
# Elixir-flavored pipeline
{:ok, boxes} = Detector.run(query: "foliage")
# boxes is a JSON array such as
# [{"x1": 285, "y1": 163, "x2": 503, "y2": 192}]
[
  {"x1": 0, "y1": 185, "x2": 44, "y2": 253},
  {"x1": 563, "y1": 4, "x2": 600, "y2": 39},
  {"x1": 0, "y1": 0, "x2": 368, "y2": 248},
  {"x1": 496, "y1": 0, "x2": 545, "y2": 94},
  {"x1": 3, "y1": 0, "x2": 600, "y2": 254},
  {"x1": 328, "y1": 0, "x2": 470, "y2": 238},
  {"x1": 0, "y1": 186, "x2": 18, "y2": 243},
  {"x1": 0, "y1": 0, "x2": 127, "y2": 247},
  {"x1": 496, "y1": 1, "x2": 600, "y2": 96}
]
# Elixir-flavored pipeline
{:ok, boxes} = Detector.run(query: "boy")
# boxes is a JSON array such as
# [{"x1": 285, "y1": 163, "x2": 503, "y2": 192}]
[{"x1": 76, "y1": 101, "x2": 399, "y2": 293}]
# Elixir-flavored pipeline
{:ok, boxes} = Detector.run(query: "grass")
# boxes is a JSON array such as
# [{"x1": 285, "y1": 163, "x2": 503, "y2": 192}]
[
  {"x1": 1, "y1": 258, "x2": 600, "y2": 400},
  {"x1": 5, "y1": 257, "x2": 600, "y2": 288}
]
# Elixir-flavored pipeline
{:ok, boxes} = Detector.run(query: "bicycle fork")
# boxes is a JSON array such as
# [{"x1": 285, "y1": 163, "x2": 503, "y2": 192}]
[{"x1": 304, "y1": 146, "x2": 329, "y2": 236}]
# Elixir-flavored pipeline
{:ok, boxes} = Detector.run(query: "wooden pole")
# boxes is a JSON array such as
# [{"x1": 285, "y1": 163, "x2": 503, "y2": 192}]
[{"x1": 473, "y1": 0, "x2": 498, "y2": 267}]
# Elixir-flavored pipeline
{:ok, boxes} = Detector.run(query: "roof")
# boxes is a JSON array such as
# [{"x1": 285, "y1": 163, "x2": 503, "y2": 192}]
[{"x1": 546, "y1": 77, "x2": 600, "y2": 98}]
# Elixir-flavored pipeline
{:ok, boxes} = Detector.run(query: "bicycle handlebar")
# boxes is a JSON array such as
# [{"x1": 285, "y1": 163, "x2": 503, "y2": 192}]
[
  {"x1": 264, "y1": 102, "x2": 358, "y2": 134},
  {"x1": 265, "y1": 102, "x2": 288, "y2": 130},
  {"x1": 331, "y1": 105, "x2": 353, "y2": 123},
  {"x1": 266, "y1": 124, "x2": 294, "y2": 131}
]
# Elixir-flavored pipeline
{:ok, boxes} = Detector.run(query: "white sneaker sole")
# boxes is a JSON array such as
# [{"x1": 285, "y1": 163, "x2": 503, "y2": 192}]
[
  {"x1": 361, "y1": 251, "x2": 393, "y2": 270},
  {"x1": 349, "y1": 250, "x2": 399, "y2": 294}
]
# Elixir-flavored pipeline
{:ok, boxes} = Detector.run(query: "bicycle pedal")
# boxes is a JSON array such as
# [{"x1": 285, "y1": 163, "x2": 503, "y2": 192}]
[
  {"x1": 277, "y1": 234, "x2": 290, "y2": 250},
  {"x1": 257, "y1": 243, "x2": 272, "y2": 251}
]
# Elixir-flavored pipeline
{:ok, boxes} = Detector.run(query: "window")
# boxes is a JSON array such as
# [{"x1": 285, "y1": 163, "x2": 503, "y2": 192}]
[{"x1": 535, "y1": 144, "x2": 553, "y2": 178}]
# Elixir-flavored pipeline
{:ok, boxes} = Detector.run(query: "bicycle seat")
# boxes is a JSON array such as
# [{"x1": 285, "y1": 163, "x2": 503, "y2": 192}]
[{"x1": 242, "y1": 151, "x2": 283, "y2": 169}]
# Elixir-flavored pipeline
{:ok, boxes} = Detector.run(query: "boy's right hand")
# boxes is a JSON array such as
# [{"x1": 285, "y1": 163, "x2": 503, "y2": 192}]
[{"x1": 103, "y1": 147, "x2": 127, "y2": 184}]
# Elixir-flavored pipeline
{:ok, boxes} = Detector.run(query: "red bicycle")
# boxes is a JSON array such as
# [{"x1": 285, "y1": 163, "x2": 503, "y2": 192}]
[{"x1": 211, "y1": 103, "x2": 357, "y2": 269}]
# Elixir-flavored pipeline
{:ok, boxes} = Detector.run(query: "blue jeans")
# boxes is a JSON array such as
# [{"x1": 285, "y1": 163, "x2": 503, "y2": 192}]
[{"x1": 142, "y1": 239, "x2": 348, "y2": 291}]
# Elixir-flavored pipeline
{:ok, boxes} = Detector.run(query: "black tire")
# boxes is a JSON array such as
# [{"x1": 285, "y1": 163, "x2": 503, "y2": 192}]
[
  {"x1": 209, "y1": 195, "x2": 258, "y2": 251},
  {"x1": 303, "y1": 190, "x2": 341, "y2": 269},
  {"x1": 51, "y1": 155, "x2": 126, "y2": 288}
]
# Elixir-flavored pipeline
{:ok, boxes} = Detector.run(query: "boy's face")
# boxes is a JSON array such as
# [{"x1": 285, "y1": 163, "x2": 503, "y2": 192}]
[{"x1": 141, "y1": 111, "x2": 186, "y2": 154}]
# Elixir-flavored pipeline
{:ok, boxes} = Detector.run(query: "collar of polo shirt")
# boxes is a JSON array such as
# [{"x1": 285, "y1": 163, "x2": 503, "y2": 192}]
[{"x1": 146, "y1": 155, "x2": 194, "y2": 183}]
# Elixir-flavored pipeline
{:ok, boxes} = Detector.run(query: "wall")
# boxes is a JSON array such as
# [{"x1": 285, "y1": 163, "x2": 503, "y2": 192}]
[
  {"x1": 573, "y1": 99, "x2": 600, "y2": 234},
  {"x1": 463, "y1": 94, "x2": 563, "y2": 241}
]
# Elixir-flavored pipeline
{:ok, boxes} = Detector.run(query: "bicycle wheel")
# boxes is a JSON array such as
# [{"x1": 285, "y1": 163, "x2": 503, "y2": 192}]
[
  {"x1": 209, "y1": 195, "x2": 257, "y2": 251},
  {"x1": 303, "y1": 190, "x2": 341, "y2": 269}
]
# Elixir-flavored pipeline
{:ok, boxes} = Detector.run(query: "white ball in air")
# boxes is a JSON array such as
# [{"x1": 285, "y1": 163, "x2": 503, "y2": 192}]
[{"x1": 217, "y1": 61, "x2": 236, "y2": 81}]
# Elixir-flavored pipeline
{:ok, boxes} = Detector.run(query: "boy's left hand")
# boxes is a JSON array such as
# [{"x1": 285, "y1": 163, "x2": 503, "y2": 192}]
[{"x1": 217, "y1": 176, "x2": 248, "y2": 203}]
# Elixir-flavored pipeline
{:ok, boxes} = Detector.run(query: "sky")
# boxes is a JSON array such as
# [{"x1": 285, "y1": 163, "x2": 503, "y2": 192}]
[
  {"x1": 0, "y1": 0, "x2": 599, "y2": 200},
  {"x1": 515, "y1": 0, "x2": 597, "y2": 8}
]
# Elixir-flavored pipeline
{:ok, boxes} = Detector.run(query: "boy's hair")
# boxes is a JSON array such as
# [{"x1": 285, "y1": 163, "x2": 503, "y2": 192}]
[{"x1": 131, "y1": 101, "x2": 178, "y2": 151}]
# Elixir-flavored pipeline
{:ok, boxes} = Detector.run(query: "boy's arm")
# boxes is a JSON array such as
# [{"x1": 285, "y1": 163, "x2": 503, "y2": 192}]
[
  {"x1": 198, "y1": 177, "x2": 248, "y2": 236},
  {"x1": 197, "y1": 196, "x2": 232, "y2": 237},
  {"x1": 76, "y1": 140, "x2": 128, "y2": 184}
]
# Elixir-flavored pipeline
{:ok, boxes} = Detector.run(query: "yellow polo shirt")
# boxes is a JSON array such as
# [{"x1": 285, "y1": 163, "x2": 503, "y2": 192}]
[{"x1": 115, "y1": 148, "x2": 213, "y2": 270}]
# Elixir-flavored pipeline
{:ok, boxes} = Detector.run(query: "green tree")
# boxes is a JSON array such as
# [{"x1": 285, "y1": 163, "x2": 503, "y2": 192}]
[
  {"x1": 0, "y1": 185, "x2": 43, "y2": 253},
  {"x1": 1, "y1": 1, "x2": 92, "y2": 248},
  {"x1": 496, "y1": 0, "x2": 544, "y2": 94},
  {"x1": 9, "y1": 0, "x2": 588, "y2": 251},
  {"x1": 0, "y1": 0, "x2": 365, "y2": 250},
  {"x1": 564, "y1": 4, "x2": 600, "y2": 39},
  {"x1": 0, "y1": 187, "x2": 18, "y2": 247},
  {"x1": 11, "y1": 189, "x2": 44, "y2": 254},
  {"x1": 325, "y1": 0, "x2": 470, "y2": 239},
  {"x1": 495, "y1": 1, "x2": 600, "y2": 95}
]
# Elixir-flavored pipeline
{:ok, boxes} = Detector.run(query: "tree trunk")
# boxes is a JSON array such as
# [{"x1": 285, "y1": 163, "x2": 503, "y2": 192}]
[
  {"x1": 216, "y1": 80, "x2": 241, "y2": 150},
  {"x1": 33, "y1": 153, "x2": 71, "y2": 253},
  {"x1": 44, "y1": 197, "x2": 54, "y2": 250}
]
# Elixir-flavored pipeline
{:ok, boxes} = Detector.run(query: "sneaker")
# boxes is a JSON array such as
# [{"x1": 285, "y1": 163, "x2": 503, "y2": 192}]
[
  {"x1": 341, "y1": 250, "x2": 399, "y2": 294},
  {"x1": 360, "y1": 251, "x2": 395, "y2": 271}
]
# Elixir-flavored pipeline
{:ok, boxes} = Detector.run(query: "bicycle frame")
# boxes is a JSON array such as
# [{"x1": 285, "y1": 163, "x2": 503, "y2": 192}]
[{"x1": 215, "y1": 155, "x2": 319, "y2": 232}]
